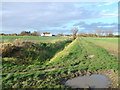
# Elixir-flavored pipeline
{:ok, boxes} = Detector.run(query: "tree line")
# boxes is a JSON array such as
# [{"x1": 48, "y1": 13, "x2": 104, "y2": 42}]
[
  {"x1": 71, "y1": 27, "x2": 119, "y2": 39},
  {"x1": 0, "y1": 28, "x2": 119, "y2": 38},
  {"x1": 0, "y1": 31, "x2": 40, "y2": 36}
]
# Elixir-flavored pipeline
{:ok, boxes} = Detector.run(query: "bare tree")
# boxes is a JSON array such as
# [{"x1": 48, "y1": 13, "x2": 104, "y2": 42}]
[
  {"x1": 31, "y1": 31, "x2": 40, "y2": 36},
  {"x1": 96, "y1": 29, "x2": 102, "y2": 37},
  {"x1": 71, "y1": 27, "x2": 79, "y2": 39},
  {"x1": 20, "y1": 31, "x2": 31, "y2": 36},
  {"x1": 105, "y1": 30, "x2": 113, "y2": 37}
]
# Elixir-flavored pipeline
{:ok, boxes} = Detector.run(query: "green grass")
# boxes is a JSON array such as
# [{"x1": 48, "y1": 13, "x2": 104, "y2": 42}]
[
  {"x1": 47, "y1": 38, "x2": 118, "y2": 71},
  {"x1": 83, "y1": 37, "x2": 119, "y2": 57},
  {"x1": 2, "y1": 37, "x2": 118, "y2": 88},
  {"x1": 1, "y1": 36, "x2": 70, "y2": 43},
  {"x1": 2, "y1": 39, "x2": 72, "y2": 73}
]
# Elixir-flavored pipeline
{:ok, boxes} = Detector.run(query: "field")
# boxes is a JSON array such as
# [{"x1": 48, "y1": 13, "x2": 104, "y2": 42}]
[
  {"x1": 1, "y1": 36, "x2": 119, "y2": 88},
  {"x1": 83, "y1": 37, "x2": 119, "y2": 57},
  {"x1": 1, "y1": 36, "x2": 70, "y2": 43}
]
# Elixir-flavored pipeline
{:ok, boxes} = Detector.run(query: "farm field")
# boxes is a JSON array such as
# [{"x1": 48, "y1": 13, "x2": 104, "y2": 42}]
[
  {"x1": 1, "y1": 36, "x2": 119, "y2": 88},
  {"x1": 83, "y1": 37, "x2": 119, "y2": 57},
  {"x1": 1, "y1": 36, "x2": 70, "y2": 43}
]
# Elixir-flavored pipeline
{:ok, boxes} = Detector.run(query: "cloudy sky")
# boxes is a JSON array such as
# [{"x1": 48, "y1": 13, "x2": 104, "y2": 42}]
[{"x1": 1, "y1": 2, "x2": 118, "y2": 34}]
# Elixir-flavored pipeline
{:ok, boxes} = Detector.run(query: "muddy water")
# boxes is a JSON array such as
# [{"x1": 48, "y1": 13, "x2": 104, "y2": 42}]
[{"x1": 65, "y1": 74, "x2": 111, "y2": 88}]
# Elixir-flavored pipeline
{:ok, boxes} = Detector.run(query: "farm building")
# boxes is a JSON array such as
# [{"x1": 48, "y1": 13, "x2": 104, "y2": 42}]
[{"x1": 41, "y1": 32, "x2": 52, "y2": 36}]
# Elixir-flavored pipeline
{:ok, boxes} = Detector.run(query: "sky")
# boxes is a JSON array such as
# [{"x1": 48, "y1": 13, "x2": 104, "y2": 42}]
[{"x1": 1, "y1": 2, "x2": 119, "y2": 35}]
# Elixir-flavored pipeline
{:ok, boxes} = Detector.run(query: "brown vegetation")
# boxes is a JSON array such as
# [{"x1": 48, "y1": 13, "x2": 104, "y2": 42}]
[{"x1": 0, "y1": 39, "x2": 34, "y2": 57}]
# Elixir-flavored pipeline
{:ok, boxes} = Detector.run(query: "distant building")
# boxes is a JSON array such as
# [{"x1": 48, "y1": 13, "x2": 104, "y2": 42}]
[
  {"x1": 56, "y1": 34, "x2": 64, "y2": 36},
  {"x1": 41, "y1": 32, "x2": 52, "y2": 36}
]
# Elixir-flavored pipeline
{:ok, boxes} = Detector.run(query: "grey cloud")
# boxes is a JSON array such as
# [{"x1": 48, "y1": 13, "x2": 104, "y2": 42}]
[
  {"x1": 2, "y1": 2, "x2": 104, "y2": 28},
  {"x1": 1, "y1": 2, "x2": 117, "y2": 34},
  {"x1": 74, "y1": 22, "x2": 118, "y2": 33}
]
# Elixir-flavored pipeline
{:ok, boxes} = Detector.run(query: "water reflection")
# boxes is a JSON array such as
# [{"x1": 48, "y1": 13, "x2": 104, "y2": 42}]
[{"x1": 65, "y1": 74, "x2": 111, "y2": 88}]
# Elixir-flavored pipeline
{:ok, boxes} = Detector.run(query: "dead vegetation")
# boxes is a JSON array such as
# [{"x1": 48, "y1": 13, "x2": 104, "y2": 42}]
[{"x1": 0, "y1": 39, "x2": 34, "y2": 57}]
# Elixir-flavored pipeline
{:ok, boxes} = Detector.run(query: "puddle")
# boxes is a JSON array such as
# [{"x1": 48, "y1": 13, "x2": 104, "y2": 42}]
[{"x1": 65, "y1": 74, "x2": 111, "y2": 88}]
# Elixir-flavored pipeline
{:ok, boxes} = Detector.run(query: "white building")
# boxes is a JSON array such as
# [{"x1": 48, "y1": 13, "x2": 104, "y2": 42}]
[{"x1": 41, "y1": 32, "x2": 52, "y2": 36}]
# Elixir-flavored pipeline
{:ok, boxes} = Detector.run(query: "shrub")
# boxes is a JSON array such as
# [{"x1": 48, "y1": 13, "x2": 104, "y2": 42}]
[
  {"x1": 1, "y1": 39, "x2": 35, "y2": 57},
  {"x1": 0, "y1": 43, "x2": 14, "y2": 57}
]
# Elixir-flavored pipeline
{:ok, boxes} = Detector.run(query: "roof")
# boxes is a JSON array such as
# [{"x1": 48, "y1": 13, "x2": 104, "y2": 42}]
[{"x1": 43, "y1": 32, "x2": 51, "y2": 34}]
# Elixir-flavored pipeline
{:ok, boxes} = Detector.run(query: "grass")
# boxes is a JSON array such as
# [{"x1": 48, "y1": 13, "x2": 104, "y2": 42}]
[
  {"x1": 2, "y1": 39, "x2": 72, "y2": 73},
  {"x1": 47, "y1": 38, "x2": 118, "y2": 71},
  {"x1": 2, "y1": 36, "x2": 118, "y2": 88},
  {"x1": 83, "y1": 37, "x2": 119, "y2": 57},
  {"x1": 1, "y1": 36, "x2": 70, "y2": 43}
]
